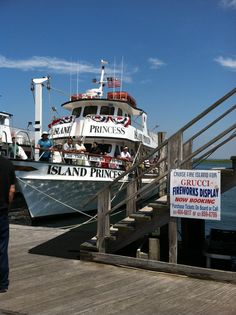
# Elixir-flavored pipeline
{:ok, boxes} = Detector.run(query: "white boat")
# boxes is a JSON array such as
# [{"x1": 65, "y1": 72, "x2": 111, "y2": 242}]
[{"x1": 2, "y1": 60, "x2": 160, "y2": 219}]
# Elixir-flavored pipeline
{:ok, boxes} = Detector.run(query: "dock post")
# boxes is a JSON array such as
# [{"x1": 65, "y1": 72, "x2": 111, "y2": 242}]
[
  {"x1": 126, "y1": 179, "x2": 137, "y2": 216},
  {"x1": 149, "y1": 237, "x2": 160, "y2": 261},
  {"x1": 97, "y1": 187, "x2": 111, "y2": 253},
  {"x1": 168, "y1": 132, "x2": 183, "y2": 264},
  {"x1": 231, "y1": 156, "x2": 236, "y2": 171}
]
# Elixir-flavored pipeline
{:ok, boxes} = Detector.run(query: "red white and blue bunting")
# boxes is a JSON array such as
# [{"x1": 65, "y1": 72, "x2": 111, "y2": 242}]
[
  {"x1": 48, "y1": 115, "x2": 74, "y2": 128},
  {"x1": 87, "y1": 115, "x2": 131, "y2": 127}
]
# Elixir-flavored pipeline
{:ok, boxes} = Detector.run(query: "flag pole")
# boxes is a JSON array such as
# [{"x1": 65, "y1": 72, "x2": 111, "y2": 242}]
[
  {"x1": 120, "y1": 56, "x2": 124, "y2": 93},
  {"x1": 76, "y1": 59, "x2": 79, "y2": 96},
  {"x1": 113, "y1": 57, "x2": 116, "y2": 96}
]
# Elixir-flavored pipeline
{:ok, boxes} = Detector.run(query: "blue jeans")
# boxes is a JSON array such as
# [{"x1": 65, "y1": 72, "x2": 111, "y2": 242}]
[{"x1": 0, "y1": 211, "x2": 9, "y2": 289}]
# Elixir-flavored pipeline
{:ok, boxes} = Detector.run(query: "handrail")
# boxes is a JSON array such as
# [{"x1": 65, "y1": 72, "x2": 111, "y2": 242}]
[
  {"x1": 184, "y1": 104, "x2": 236, "y2": 145},
  {"x1": 180, "y1": 123, "x2": 236, "y2": 167},
  {"x1": 15, "y1": 130, "x2": 35, "y2": 159},
  {"x1": 178, "y1": 86, "x2": 236, "y2": 133},
  {"x1": 81, "y1": 90, "x2": 236, "y2": 210},
  {"x1": 81, "y1": 87, "x2": 236, "y2": 254}
]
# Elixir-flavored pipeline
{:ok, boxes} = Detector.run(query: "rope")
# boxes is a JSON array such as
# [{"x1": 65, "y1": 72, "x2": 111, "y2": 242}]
[
  {"x1": 16, "y1": 176, "x2": 125, "y2": 230},
  {"x1": 111, "y1": 142, "x2": 142, "y2": 202},
  {"x1": 51, "y1": 208, "x2": 125, "y2": 230},
  {"x1": 17, "y1": 176, "x2": 94, "y2": 219}
]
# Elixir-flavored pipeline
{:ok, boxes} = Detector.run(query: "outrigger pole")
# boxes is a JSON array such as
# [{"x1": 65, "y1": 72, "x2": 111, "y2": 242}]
[
  {"x1": 98, "y1": 59, "x2": 108, "y2": 98},
  {"x1": 31, "y1": 76, "x2": 50, "y2": 161}
]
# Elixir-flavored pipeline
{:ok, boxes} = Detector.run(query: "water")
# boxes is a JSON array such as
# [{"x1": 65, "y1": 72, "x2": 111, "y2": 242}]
[
  {"x1": 11, "y1": 159, "x2": 236, "y2": 236},
  {"x1": 195, "y1": 159, "x2": 236, "y2": 236}
]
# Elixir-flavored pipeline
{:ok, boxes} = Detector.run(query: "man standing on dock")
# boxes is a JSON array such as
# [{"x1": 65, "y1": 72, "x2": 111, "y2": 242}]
[{"x1": 0, "y1": 156, "x2": 16, "y2": 293}]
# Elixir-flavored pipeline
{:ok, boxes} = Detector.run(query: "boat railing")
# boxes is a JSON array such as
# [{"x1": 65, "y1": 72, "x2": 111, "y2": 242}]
[
  {"x1": 0, "y1": 126, "x2": 35, "y2": 159},
  {"x1": 80, "y1": 86, "x2": 236, "y2": 256},
  {"x1": 51, "y1": 149, "x2": 126, "y2": 169}
]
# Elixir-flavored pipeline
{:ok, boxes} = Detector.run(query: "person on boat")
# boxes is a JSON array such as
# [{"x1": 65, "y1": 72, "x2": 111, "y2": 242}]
[
  {"x1": 120, "y1": 146, "x2": 132, "y2": 170},
  {"x1": 120, "y1": 146, "x2": 132, "y2": 162},
  {"x1": 89, "y1": 142, "x2": 101, "y2": 167},
  {"x1": 52, "y1": 143, "x2": 63, "y2": 163},
  {"x1": 8, "y1": 137, "x2": 27, "y2": 160},
  {"x1": 37, "y1": 131, "x2": 53, "y2": 162},
  {"x1": 90, "y1": 142, "x2": 101, "y2": 155},
  {"x1": 75, "y1": 138, "x2": 86, "y2": 153},
  {"x1": 74, "y1": 138, "x2": 86, "y2": 165},
  {"x1": 63, "y1": 138, "x2": 74, "y2": 164},
  {"x1": 0, "y1": 156, "x2": 16, "y2": 293},
  {"x1": 101, "y1": 152, "x2": 112, "y2": 168}
]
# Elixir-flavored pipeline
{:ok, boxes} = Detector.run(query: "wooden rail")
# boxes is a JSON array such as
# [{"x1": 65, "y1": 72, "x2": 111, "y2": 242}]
[{"x1": 82, "y1": 87, "x2": 236, "y2": 264}]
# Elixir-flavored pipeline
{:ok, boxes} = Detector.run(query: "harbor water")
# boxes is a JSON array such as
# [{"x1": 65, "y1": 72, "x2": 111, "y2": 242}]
[{"x1": 195, "y1": 160, "x2": 236, "y2": 236}]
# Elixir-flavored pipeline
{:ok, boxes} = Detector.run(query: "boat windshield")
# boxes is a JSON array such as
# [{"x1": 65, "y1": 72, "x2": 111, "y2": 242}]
[
  {"x1": 100, "y1": 105, "x2": 115, "y2": 115},
  {"x1": 83, "y1": 106, "x2": 98, "y2": 117},
  {"x1": 117, "y1": 108, "x2": 123, "y2": 116},
  {"x1": 72, "y1": 107, "x2": 82, "y2": 118}
]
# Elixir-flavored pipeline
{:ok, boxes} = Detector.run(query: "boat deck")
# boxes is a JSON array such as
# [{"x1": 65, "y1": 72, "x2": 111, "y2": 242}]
[{"x1": 0, "y1": 224, "x2": 236, "y2": 315}]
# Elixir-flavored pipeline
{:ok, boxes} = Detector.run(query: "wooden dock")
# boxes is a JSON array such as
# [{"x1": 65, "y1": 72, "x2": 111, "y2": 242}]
[{"x1": 0, "y1": 224, "x2": 236, "y2": 315}]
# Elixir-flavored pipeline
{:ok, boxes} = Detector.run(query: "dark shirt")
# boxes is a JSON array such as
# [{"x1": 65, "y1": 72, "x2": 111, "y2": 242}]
[
  {"x1": 0, "y1": 156, "x2": 16, "y2": 210},
  {"x1": 90, "y1": 146, "x2": 101, "y2": 155}
]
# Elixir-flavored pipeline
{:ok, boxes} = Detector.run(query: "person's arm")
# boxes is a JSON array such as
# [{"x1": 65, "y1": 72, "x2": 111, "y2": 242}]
[
  {"x1": 49, "y1": 140, "x2": 53, "y2": 149},
  {"x1": 36, "y1": 139, "x2": 41, "y2": 149},
  {"x1": 9, "y1": 184, "x2": 15, "y2": 204}
]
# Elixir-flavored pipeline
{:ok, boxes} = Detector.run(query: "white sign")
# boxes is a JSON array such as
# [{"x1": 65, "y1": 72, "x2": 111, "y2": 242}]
[{"x1": 170, "y1": 169, "x2": 221, "y2": 220}]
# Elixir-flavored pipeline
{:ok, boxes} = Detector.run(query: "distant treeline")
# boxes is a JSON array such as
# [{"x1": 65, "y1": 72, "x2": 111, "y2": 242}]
[
  {"x1": 193, "y1": 159, "x2": 231, "y2": 164},
  {"x1": 203, "y1": 159, "x2": 231, "y2": 163}
]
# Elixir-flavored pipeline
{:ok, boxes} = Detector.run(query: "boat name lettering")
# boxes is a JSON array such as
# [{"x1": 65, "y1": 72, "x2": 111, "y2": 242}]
[
  {"x1": 47, "y1": 165, "x2": 87, "y2": 177},
  {"x1": 90, "y1": 125, "x2": 125, "y2": 135},
  {"x1": 134, "y1": 131, "x2": 151, "y2": 144},
  {"x1": 134, "y1": 130, "x2": 142, "y2": 141},
  {"x1": 47, "y1": 165, "x2": 122, "y2": 179},
  {"x1": 90, "y1": 168, "x2": 122, "y2": 179},
  {"x1": 52, "y1": 126, "x2": 72, "y2": 135},
  {"x1": 143, "y1": 135, "x2": 151, "y2": 144}
]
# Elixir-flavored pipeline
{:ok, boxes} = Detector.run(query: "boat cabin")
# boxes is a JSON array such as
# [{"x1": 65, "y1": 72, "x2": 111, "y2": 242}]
[{"x1": 0, "y1": 111, "x2": 12, "y2": 143}]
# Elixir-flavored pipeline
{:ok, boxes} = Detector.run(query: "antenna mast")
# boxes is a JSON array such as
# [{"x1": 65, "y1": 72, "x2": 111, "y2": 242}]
[
  {"x1": 32, "y1": 76, "x2": 50, "y2": 161},
  {"x1": 98, "y1": 59, "x2": 108, "y2": 98}
]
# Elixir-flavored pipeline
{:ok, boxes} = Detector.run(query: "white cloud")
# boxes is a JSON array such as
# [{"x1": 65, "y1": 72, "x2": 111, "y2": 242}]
[
  {"x1": 0, "y1": 55, "x2": 134, "y2": 83},
  {"x1": 215, "y1": 56, "x2": 236, "y2": 70},
  {"x1": 0, "y1": 55, "x2": 98, "y2": 74},
  {"x1": 219, "y1": 0, "x2": 236, "y2": 9},
  {"x1": 148, "y1": 57, "x2": 166, "y2": 69}
]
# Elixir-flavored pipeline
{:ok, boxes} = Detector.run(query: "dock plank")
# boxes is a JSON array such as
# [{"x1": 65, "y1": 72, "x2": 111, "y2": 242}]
[{"x1": 0, "y1": 224, "x2": 236, "y2": 315}]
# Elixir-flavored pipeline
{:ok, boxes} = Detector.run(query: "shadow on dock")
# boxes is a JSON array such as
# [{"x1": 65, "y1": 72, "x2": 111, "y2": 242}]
[{"x1": 28, "y1": 225, "x2": 96, "y2": 260}]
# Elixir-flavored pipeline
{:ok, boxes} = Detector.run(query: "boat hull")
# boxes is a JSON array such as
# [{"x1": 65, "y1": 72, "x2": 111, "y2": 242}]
[
  {"x1": 17, "y1": 177, "x2": 125, "y2": 218},
  {"x1": 13, "y1": 160, "x2": 126, "y2": 218}
]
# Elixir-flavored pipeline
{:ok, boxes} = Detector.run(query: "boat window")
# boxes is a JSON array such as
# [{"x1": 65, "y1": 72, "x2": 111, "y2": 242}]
[
  {"x1": 84, "y1": 143, "x2": 112, "y2": 155},
  {"x1": 114, "y1": 145, "x2": 120, "y2": 157},
  {"x1": 72, "y1": 107, "x2": 82, "y2": 118},
  {"x1": 84, "y1": 143, "x2": 91, "y2": 152},
  {"x1": 117, "y1": 108, "x2": 123, "y2": 116},
  {"x1": 124, "y1": 113, "x2": 131, "y2": 120},
  {"x1": 100, "y1": 106, "x2": 114, "y2": 115},
  {"x1": 100, "y1": 144, "x2": 112, "y2": 154},
  {"x1": 83, "y1": 106, "x2": 98, "y2": 117}
]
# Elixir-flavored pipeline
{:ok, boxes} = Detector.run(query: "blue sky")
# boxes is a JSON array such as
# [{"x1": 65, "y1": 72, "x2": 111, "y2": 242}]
[{"x1": 0, "y1": 0, "x2": 235, "y2": 158}]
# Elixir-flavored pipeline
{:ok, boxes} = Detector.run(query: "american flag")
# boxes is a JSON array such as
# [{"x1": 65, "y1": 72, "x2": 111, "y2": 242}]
[{"x1": 107, "y1": 77, "x2": 121, "y2": 88}]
